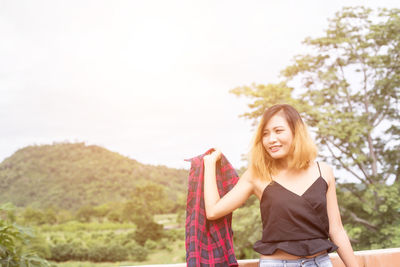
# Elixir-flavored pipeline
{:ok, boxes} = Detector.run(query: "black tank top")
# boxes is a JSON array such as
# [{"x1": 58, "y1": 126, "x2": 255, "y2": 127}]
[{"x1": 253, "y1": 162, "x2": 338, "y2": 256}]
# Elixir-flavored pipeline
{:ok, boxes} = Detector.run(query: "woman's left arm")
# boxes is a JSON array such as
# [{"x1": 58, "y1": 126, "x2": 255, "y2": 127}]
[{"x1": 323, "y1": 162, "x2": 359, "y2": 267}]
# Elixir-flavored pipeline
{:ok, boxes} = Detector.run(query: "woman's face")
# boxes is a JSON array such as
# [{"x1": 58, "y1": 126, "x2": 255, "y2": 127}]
[{"x1": 262, "y1": 112, "x2": 294, "y2": 160}]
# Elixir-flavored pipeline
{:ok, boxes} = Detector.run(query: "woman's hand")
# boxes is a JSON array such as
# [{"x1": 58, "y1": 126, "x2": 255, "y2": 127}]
[{"x1": 204, "y1": 149, "x2": 222, "y2": 165}]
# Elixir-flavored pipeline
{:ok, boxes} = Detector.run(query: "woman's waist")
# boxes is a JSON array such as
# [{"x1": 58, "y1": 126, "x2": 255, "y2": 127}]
[{"x1": 260, "y1": 249, "x2": 327, "y2": 260}]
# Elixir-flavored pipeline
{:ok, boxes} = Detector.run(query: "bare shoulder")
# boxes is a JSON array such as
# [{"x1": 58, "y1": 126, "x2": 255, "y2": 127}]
[
  {"x1": 316, "y1": 161, "x2": 335, "y2": 187},
  {"x1": 240, "y1": 167, "x2": 260, "y2": 183}
]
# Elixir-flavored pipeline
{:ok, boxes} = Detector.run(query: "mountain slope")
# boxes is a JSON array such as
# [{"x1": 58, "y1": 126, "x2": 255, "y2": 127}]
[{"x1": 0, "y1": 142, "x2": 188, "y2": 210}]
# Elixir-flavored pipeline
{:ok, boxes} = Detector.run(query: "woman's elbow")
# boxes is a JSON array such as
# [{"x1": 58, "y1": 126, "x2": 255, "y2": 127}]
[
  {"x1": 206, "y1": 213, "x2": 216, "y2": 220},
  {"x1": 206, "y1": 211, "x2": 216, "y2": 220},
  {"x1": 205, "y1": 209, "x2": 221, "y2": 220}
]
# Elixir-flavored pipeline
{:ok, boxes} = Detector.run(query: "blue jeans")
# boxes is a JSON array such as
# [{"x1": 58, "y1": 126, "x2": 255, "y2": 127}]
[{"x1": 259, "y1": 253, "x2": 332, "y2": 267}]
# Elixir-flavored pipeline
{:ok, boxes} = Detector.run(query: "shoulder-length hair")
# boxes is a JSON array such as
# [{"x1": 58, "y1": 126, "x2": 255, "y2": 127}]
[{"x1": 249, "y1": 104, "x2": 317, "y2": 182}]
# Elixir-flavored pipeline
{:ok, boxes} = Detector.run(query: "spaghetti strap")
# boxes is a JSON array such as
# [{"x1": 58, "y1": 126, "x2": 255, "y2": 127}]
[{"x1": 316, "y1": 162, "x2": 322, "y2": 177}]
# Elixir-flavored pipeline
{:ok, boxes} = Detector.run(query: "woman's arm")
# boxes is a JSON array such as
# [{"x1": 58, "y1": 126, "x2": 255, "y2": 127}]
[
  {"x1": 322, "y1": 162, "x2": 359, "y2": 267},
  {"x1": 203, "y1": 149, "x2": 254, "y2": 220}
]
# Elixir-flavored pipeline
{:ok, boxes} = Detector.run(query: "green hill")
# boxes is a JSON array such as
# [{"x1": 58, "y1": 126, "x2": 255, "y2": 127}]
[{"x1": 0, "y1": 142, "x2": 188, "y2": 210}]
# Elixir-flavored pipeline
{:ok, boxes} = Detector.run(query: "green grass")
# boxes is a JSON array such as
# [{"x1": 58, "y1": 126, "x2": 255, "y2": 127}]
[
  {"x1": 131, "y1": 238, "x2": 186, "y2": 265},
  {"x1": 50, "y1": 262, "x2": 120, "y2": 267},
  {"x1": 40, "y1": 214, "x2": 186, "y2": 266},
  {"x1": 39, "y1": 221, "x2": 137, "y2": 232},
  {"x1": 40, "y1": 214, "x2": 179, "y2": 233},
  {"x1": 51, "y1": 238, "x2": 186, "y2": 267},
  {"x1": 154, "y1": 213, "x2": 182, "y2": 228}
]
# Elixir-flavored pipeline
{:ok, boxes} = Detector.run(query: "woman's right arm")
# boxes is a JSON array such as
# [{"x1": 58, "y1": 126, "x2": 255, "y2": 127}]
[{"x1": 203, "y1": 149, "x2": 254, "y2": 220}]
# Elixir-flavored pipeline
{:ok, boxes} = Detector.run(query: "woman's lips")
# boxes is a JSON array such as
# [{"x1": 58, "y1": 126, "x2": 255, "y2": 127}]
[{"x1": 269, "y1": 145, "x2": 281, "y2": 152}]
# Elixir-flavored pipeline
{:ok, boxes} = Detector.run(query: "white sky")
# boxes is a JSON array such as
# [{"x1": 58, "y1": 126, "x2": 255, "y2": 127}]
[{"x1": 1, "y1": 0, "x2": 399, "y2": 176}]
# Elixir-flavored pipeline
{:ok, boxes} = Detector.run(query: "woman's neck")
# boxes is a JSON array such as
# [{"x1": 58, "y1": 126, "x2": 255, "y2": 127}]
[{"x1": 275, "y1": 158, "x2": 289, "y2": 171}]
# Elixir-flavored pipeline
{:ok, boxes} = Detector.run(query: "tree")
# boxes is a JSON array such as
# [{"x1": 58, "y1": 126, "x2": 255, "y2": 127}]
[
  {"x1": 123, "y1": 182, "x2": 171, "y2": 223},
  {"x1": 123, "y1": 182, "x2": 168, "y2": 244},
  {"x1": 133, "y1": 221, "x2": 164, "y2": 245},
  {"x1": 75, "y1": 205, "x2": 96, "y2": 223},
  {"x1": 21, "y1": 207, "x2": 46, "y2": 226},
  {"x1": 231, "y1": 6, "x2": 400, "y2": 250},
  {"x1": 0, "y1": 203, "x2": 51, "y2": 267},
  {"x1": 232, "y1": 196, "x2": 261, "y2": 259}
]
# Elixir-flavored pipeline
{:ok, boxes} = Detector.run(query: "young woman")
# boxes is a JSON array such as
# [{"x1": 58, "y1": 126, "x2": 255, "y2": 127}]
[{"x1": 203, "y1": 104, "x2": 358, "y2": 267}]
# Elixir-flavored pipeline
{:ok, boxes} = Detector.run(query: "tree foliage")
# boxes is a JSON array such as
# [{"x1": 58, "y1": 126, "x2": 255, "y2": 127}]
[
  {"x1": 232, "y1": 196, "x2": 261, "y2": 259},
  {"x1": 124, "y1": 183, "x2": 168, "y2": 245},
  {"x1": 0, "y1": 203, "x2": 51, "y2": 267},
  {"x1": 231, "y1": 6, "x2": 400, "y2": 249}
]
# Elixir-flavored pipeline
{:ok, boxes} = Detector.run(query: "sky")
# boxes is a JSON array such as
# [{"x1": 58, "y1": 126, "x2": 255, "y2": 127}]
[{"x1": 1, "y1": 0, "x2": 399, "y2": 178}]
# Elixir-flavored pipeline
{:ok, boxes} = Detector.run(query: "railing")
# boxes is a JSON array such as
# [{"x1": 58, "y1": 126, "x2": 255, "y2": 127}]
[{"x1": 127, "y1": 247, "x2": 400, "y2": 267}]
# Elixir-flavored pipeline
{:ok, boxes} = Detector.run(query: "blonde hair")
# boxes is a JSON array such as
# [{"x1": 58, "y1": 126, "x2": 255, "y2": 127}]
[{"x1": 249, "y1": 104, "x2": 317, "y2": 181}]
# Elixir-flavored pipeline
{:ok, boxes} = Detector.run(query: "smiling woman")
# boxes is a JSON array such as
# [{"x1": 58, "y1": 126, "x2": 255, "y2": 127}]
[{"x1": 203, "y1": 104, "x2": 359, "y2": 267}]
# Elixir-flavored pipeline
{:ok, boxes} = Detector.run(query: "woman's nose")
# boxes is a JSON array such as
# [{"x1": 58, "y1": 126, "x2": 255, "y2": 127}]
[{"x1": 269, "y1": 133, "x2": 277, "y2": 143}]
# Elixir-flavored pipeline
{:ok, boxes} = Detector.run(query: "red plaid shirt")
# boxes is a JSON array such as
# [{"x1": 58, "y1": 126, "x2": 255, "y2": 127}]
[{"x1": 185, "y1": 149, "x2": 239, "y2": 267}]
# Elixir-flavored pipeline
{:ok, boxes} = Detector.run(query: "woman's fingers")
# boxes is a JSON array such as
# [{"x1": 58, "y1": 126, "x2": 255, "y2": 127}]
[
  {"x1": 204, "y1": 148, "x2": 222, "y2": 163},
  {"x1": 213, "y1": 148, "x2": 222, "y2": 161}
]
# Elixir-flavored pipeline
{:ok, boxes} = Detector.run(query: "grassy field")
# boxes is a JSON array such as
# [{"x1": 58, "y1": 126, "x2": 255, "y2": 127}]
[
  {"x1": 40, "y1": 214, "x2": 186, "y2": 266},
  {"x1": 39, "y1": 221, "x2": 138, "y2": 232},
  {"x1": 50, "y1": 238, "x2": 185, "y2": 267}
]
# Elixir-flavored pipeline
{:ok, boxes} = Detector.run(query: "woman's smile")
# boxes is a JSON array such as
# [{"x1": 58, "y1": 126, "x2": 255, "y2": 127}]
[{"x1": 269, "y1": 145, "x2": 282, "y2": 153}]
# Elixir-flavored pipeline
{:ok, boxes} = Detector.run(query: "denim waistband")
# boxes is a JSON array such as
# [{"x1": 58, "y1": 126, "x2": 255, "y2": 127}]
[{"x1": 259, "y1": 253, "x2": 330, "y2": 266}]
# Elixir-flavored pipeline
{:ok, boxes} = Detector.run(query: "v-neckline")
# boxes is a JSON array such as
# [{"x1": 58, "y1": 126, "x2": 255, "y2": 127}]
[{"x1": 261, "y1": 176, "x2": 325, "y2": 200}]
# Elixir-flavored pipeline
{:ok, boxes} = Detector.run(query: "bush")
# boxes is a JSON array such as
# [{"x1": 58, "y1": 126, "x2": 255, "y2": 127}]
[
  {"x1": 87, "y1": 243, "x2": 129, "y2": 262},
  {"x1": 158, "y1": 238, "x2": 172, "y2": 252},
  {"x1": 72, "y1": 246, "x2": 89, "y2": 261},
  {"x1": 47, "y1": 230, "x2": 141, "y2": 262},
  {"x1": 75, "y1": 205, "x2": 95, "y2": 223},
  {"x1": 144, "y1": 239, "x2": 157, "y2": 250},
  {"x1": 21, "y1": 207, "x2": 46, "y2": 225},
  {"x1": 29, "y1": 232, "x2": 51, "y2": 259},
  {"x1": 164, "y1": 228, "x2": 184, "y2": 241},
  {"x1": 128, "y1": 243, "x2": 148, "y2": 261},
  {"x1": 106, "y1": 243, "x2": 129, "y2": 262},
  {"x1": 134, "y1": 221, "x2": 163, "y2": 245},
  {"x1": 107, "y1": 211, "x2": 122, "y2": 223},
  {"x1": 49, "y1": 243, "x2": 75, "y2": 262}
]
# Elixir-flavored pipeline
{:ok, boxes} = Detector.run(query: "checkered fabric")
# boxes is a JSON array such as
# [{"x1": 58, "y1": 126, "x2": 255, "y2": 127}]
[{"x1": 185, "y1": 149, "x2": 239, "y2": 267}]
